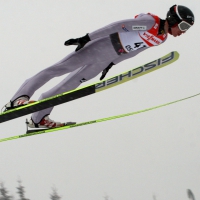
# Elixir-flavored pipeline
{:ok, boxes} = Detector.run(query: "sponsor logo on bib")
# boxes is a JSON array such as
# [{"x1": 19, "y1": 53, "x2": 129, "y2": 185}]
[
  {"x1": 132, "y1": 26, "x2": 147, "y2": 30},
  {"x1": 141, "y1": 32, "x2": 162, "y2": 45}
]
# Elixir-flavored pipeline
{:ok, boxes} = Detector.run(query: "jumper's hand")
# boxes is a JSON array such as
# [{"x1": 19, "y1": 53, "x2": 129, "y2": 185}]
[
  {"x1": 100, "y1": 62, "x2": 115, "y2": 80},
  {"x1": 64, "y1": 34, "x2": 90, "y2": 52}
]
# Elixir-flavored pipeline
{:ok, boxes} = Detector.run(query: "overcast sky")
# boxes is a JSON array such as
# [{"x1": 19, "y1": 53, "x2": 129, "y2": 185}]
[{"x1": 0, "y1": 1, "x2": 199, "y2": 200}]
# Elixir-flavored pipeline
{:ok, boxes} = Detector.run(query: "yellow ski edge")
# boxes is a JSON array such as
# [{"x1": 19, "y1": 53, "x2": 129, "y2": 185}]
[{"x1": 0, "y1": 91, "x2": 199, "y2": 143}]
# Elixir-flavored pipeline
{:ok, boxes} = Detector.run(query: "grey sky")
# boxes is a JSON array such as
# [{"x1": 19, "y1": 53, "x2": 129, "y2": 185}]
[{"x1": 0, "y1": 0, "x2": 199, "y2": 200}]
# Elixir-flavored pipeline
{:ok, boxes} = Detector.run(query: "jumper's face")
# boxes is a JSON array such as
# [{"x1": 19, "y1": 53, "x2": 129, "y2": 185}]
[{"x1": 170, "y1": 25, "x2": 186, "y2": 37}]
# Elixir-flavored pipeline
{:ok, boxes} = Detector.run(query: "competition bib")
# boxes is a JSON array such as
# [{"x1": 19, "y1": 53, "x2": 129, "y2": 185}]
[{"x1": 118, "y1": 13, "x2": 167, "y2": 53}]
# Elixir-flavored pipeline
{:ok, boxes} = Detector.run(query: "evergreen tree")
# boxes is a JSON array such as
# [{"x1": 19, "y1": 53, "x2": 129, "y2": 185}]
[
  {"x1": 16, "y1": 180, "x2": 29, "y2": 200},
  {"x1": 0, "y1": 182, "x2": 13, "y2": 200},
  {"x1": 50, "y1": 187, "x2": 61, "y2": 200}
]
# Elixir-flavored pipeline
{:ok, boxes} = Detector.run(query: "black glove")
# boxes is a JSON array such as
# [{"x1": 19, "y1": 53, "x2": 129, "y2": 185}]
[
  {"x1": 64, "y1": 34, "x2": 91, "y2": 52},
  {"x1": 100, "y1": 62, "x2": 115, "y2": 80}
]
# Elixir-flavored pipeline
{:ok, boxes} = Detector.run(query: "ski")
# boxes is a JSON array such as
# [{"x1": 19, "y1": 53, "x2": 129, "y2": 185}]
[
  {"x1": 0, "y1": 51, "x2": 179, "y2": 123},
  {"x1": 0, "y1": 91, "x2": 199, "y2": 143}
]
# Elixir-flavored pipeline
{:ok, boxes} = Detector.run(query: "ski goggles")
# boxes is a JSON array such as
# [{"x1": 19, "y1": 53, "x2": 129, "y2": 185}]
[{"x1": 178, "y1": 21, "x2": 192, "y2": 31}]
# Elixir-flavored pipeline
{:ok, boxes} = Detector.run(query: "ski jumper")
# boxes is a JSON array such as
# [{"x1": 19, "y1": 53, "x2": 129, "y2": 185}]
[{"x1": 10, "y1": 13, "x2": 168, "y2": 123}]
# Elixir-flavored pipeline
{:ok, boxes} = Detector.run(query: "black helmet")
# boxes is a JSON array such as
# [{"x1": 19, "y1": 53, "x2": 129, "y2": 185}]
[{"x1": 167, "y1": 5, "x2": 194, "y2": 28}]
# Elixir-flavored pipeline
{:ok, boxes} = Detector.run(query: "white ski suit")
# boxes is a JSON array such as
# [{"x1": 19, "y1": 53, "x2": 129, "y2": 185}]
[{"x1": 11, "y1": 13, "x2": 168, "y2": 123}]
